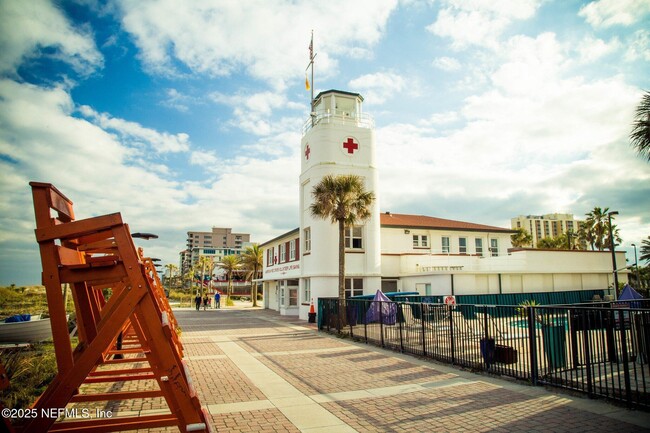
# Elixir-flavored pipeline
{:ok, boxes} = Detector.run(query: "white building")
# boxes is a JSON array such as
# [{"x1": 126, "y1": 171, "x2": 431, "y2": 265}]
[
  {"x1": 260, "y1": 90, "x2": 627, "y2": 320},
  {"x1": 511, "y1": 213, "x2": 584, "y2": 247}
]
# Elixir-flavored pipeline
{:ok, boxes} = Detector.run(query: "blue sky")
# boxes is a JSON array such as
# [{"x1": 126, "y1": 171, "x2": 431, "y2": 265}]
[{"x1": 1, "y1": 0, "x2": 649, "y2": 285}]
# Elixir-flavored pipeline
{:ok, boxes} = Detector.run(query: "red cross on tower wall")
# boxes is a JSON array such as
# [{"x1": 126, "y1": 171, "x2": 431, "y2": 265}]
[
  {"x1": 305, "y1": 144, "x2": 311, "y2": 160},
  {"x1": 343, "y1": 137, "x2": 359, "y2": 154}
]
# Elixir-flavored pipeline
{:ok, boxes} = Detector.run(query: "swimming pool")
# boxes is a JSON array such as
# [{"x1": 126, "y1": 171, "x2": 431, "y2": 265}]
[{"x1": 510, "y1": 316, "x2": 568, "y2": 330}]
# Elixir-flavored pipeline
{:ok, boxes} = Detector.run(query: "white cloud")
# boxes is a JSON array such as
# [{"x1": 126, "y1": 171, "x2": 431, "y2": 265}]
[
  {"x1": 161, "y1": 88, "x2": 192, "y2": 112},
  {"x1": 79, "y1": 105, "x2": 191, "y2": 153},
  {"x1": 348, "y1": 72, "x2": 406, "y2": 104},
  {"x1": 579, "y1": 0, "x2": 650, "y2": 29},
  {"x1": 210, "y1": 91, "x2": 304, "y2": 136},
  {"x1": 426, "y1": 0, "x2": 542, "y2": 50},
  {"x1": 575, "y1": 35, "x2": 621, "y2": 63},
  {"x1": 432, "y1": 56, "x2": 461, "y2": 71},
  {"x1": 625, "y1": 30, "x2": 650, "y2": 61},
  {"x1": 114, "y1": 0, "x2": 399, "y2": 87},
  {"x1": 0, "y1": 0, "x2": 103, "y2": 76},
  {"x1": 0, "y1": 79, "x2": 304, "y2": 282}
]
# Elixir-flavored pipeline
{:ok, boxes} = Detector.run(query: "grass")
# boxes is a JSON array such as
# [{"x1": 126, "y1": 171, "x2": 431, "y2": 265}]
[
  {"x1": 0, "y1": 286, "x2": 76, "y2": 411},
  {"x1": 0, "y1": 285, "x2": 75, "y2": 319}
]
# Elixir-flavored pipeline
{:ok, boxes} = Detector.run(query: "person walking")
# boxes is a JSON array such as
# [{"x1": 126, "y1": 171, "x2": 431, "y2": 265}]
[
  {"x1": 194, "y1": 293, "x2": 201, "y2": 311},
  {"x1": 202, "y1": 294, "x2": 209, "y2": 311},
  {"x1": 214, "y1": 291, "x2": 221, "y2": 309}
]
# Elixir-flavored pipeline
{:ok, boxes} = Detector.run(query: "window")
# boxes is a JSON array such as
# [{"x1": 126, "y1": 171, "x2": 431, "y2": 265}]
[
  {"x1": 304, "y1": 227, "x2": 311, "y2": 252},
  {"x1": 491, "y1": 238, "x2": 499, "y2": 256},
  {"x1": 267, "y1": 247, "x2": 275, "y2": 266},
  {"x1": 303, "y1": 278, "x2": 311, "y2": 303},
  {"x1": 289, "y1": 240, "x2": 296, "y2": 261},
  {"x1": 459, "y1": 237, "x2": 467, "y2": 254},
  {"x1": 345, "y1": 226, "x2": 363, "y2": 249},
  {"x1": 345, "y1": 278, "x2": 364, "y2": 298},
  {"x1": 442, "y1": 236, "x2": 450, "y2": 253},
  {"x1": 413, "y1": 235, "x2": 429, "y2": 248},
  {"x1": 475, "y1": 238, "x2": 483, "y2": 256},
  {"x1": 289, "y1": 288, "x2": 298, "y2": 306},
  {"x1": 280, "y1": 243, "x2": 286, "y2": 263}
]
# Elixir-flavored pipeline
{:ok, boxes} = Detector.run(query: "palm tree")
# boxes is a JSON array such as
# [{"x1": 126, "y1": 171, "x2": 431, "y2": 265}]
[
  {"x1": 185, "y1": 262, "x2": 201, "y2": 295},
  {"x1": 216, "y1": 255, "x2": 241, "y2": 302},
  {"x1": 511, "y1": 228, "x2": 532, "y2": 248},
  {"x1": 580, "y1": 207, "x2": 622, "y2": 251},
  {"x1": 241, "y1": 244, "x2": 263, "y2": 307},
  {"x1": 197, "y1": 256, "x2": 214, "y2": 298},
  {"x1": 630, "y1": 90, "x2": 650, "y2": 162},
  {"x1": 536, "y1": 235, "x2": 566, "y2": 249},
  {"x1": 640, "y1": 236, "x2": 650, "y2": 263},
  {"x1": 309, "y1": 174, "x2": 375, "y2": 304},
  {"x1": 164, "y1": 263, "x2": 178, "y2": 288}
]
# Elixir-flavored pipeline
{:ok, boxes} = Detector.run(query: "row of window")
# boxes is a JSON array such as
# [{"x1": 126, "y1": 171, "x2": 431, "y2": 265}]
[
  {"x1": 266, "y1": 238, "x2": 299, "y2": 266},
  {"x1": 272, "y1": 228, "x2": 501, "y2": 264},
  {"x1": 279, "y1": 277, "x2": 362, "y2": 308}
]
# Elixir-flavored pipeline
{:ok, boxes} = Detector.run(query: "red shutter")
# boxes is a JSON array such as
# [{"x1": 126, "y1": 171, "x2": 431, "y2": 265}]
[
  {"x1": 285, "y1": 241, "x2": 290, "y2": 263},
  {"x1": 295, "y1": 238, "x2": 300, "y2": 260}
]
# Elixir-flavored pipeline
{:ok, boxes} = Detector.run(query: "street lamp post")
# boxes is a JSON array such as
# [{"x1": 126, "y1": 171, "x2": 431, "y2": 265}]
[
  {"x1": 608, "y1": 211, "x2": 619, "y2": 298},
  {"x1": 632, "y1": 243, "x2": 641, "y2": 289}
]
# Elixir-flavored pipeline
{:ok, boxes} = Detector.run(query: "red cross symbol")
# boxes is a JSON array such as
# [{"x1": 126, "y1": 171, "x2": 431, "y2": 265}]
[
  {"x1": 305, "y1": 145, "x2": 311, "y2": 160},
  {"x1": 343, "y1": 137, "x2": 359, "y2": 154}
]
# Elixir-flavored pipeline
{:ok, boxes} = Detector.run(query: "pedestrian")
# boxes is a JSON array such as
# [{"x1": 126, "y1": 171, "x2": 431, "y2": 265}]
[
  {"x1": 202, "y1": 294, "x2": 208, "y2": 311},
  {"x1": 194, "y1": 293, "x2": 201, "y2": 311},
  {"x1": 215, "y1": 291, "x2": 221, "y2": 309}
]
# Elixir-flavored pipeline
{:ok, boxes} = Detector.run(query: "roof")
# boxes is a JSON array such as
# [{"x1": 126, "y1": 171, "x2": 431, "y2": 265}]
[
  {"x1": 259, "y1": 228, "x2": 299, "y2": 248},
  {"x1": 380, "y1": 212, "x2": 515, "y2": 233},
  {"x1": 314, "y1": 89, "x2": 363, "y2": 101}
]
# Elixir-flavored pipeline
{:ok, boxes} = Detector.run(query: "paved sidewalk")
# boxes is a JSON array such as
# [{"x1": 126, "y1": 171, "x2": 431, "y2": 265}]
[{"x1": 156, "y1": 306, "x2": 650, "y2": 432}]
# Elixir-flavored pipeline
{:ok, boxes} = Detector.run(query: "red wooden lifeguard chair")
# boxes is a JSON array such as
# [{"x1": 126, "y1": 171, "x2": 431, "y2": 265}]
[{"x1": 20, "y1": 182, "x2": 210, "y2": 432}]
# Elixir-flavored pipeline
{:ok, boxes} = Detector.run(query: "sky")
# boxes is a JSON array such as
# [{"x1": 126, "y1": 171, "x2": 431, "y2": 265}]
[{"x1": 1, "y1": 0, "x2": 649, "y2": 285}]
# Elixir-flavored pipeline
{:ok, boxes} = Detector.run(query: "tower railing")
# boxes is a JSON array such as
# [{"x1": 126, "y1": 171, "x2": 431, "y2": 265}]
[{"x1": 302, "y1": 110, "x2": 374, "y2": 135}]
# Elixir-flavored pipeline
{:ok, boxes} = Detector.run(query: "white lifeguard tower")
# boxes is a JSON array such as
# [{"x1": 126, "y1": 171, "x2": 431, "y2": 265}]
[{"x1": 299, "y1": 89, "x2": 382, "y2": 310}]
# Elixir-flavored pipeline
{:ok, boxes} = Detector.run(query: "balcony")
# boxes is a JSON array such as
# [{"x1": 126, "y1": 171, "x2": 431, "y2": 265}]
[{"x1": 302, "y1": 110, "x2": 374, "y2": 135}]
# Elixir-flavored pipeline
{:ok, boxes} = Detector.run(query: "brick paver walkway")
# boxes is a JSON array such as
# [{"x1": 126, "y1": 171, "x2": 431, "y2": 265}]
[{"x1": 124, "y1": 306, "x2": 650, "y2": 432}]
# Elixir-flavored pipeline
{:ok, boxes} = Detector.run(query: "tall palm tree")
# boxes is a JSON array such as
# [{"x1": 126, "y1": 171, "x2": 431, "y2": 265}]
[
  {"x1": 216, "y1": 255, "x2": 241, "y2": 301},
  {"x1": 241, "y1": 244, "x2": 263, "y2": 307},
  {"x1": 511, "y1": 228, "x2": 532, "y2": 248},
  {"x1": 309, "y1": 174, "x2": 375, "y2": 304},
  {"x1": 185, "y1": 262, "x2": 201, "y2": 295},
  {"x1": 197, "y1": 256, "x2": 214, "y2": 298},
  {"x1": 580, "y1": 207, "x2": 622, "y2": 251},
  {"x1": 630, "y1": 90, "x2": 650, "y2": 162},
  {"x1": 164, "y1": 263, "x2": 178, "y2": 288},
  {"x1": 640, "y1": 236, "x2": 650, "y2": 263}
]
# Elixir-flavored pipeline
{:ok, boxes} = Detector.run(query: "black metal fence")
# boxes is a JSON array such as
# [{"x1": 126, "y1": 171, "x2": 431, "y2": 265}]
[{"x1": 318, "y1": 298, "x2": 650, "y2": 410}]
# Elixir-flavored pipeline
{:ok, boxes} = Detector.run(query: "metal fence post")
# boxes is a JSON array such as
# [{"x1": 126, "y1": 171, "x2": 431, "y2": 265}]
[
  {"x1": 422, "y1": 303, "x2": 427, "y2": 357},
  {"x1": 379, "y1": 300, "x2": 385, "y2": 348},
  {"x1": 449, "y1": 304, "x2": 455, "y2": 365},
  {"x1": 398, "y1": 304, "x2": 404, "y2": 352},
  {"x1": 528, "y1": 306, "x2": 538, "y2": 385},
  {"x1": 617, "y1": 307, "x2": 632, "y2": 407}
]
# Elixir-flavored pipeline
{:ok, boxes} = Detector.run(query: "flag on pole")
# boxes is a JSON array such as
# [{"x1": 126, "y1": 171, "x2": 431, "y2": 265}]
[
  {"x1": 309, "y1": 33, "x2": 313, "y2": 60},
  {"x1": 305, "y1": 73, "x2": 310, "y2": 91}
]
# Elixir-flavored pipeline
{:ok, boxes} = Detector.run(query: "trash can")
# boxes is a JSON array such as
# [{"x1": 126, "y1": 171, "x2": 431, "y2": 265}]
[
  {"x1": 480, "y1": 338, "x2": 496, "y2": 367},
  {"x1": 542, "y1": 324, "x2": 567, "y2": 369}
]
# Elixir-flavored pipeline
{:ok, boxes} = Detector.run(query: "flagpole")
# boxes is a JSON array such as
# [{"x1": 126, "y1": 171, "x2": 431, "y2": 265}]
[
  {"x1": 310, "y1": 30, "x2": 314, "y2": 114},
  {"x1": 306, "y1": 30, "x2": 316, "y2": 126}
]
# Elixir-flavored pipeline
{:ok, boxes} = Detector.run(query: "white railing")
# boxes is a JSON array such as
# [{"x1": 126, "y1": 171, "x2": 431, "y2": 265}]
[{"x1": 302, "y1": 111, "x2": 374, "y2": 135}]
